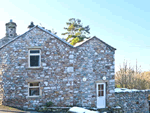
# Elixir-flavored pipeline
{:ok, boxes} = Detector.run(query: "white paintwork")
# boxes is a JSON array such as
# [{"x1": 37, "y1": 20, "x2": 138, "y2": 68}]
[
  {"x1": 28, "y1": 82, "x2": 40, "y2": 97},
  {"x1": 97, "y1": 83, "x2": 106, "y2": 108}
]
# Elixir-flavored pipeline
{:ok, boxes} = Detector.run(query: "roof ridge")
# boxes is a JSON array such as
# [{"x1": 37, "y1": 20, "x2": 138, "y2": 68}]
[
  {"x1": 0, "y1": 26, "x2": 116, "y2": 51},
  {"x1": 0, "y1": 25, "x2": 74, "y2": 50},
  {"x1": 93, "y1": 36, "x2": 116, "y2": 50},
  {"x1": 36, "y1": 26, "x2": 74, "y2": 48},
  {"x1": 74, "y1": 36, "x2": 116, "y2": 50}
]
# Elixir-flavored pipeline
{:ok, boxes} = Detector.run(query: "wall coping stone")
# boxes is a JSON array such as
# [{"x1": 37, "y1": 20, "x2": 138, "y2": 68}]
[{"x1": 115, "y1": 90, "x2": 150, "y2": 94}]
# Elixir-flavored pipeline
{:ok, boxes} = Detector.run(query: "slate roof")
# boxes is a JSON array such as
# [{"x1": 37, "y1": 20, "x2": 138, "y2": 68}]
[{"x1": 0, "y1": 25, "x2": 116, "y2": 51}]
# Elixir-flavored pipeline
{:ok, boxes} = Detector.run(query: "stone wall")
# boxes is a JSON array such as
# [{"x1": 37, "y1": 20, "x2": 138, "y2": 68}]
[
  {"x1": 73, "y1": 38, "x2": 115, "y2": 107},
  {"x1": 115, "y1": 90, "x2": 150, "y2": 113},
  {"x1": 0, "y1": 26, "x2": 115, "y2": 110},
  {"x1": 0, "y1": 80, "x2": 3, "y2": 105}
]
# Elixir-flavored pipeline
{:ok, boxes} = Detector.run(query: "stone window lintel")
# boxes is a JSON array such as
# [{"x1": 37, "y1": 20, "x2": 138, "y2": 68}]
[
  {"x1": 27, "y1": 46, "x2": 42, "y2": 49},
  {"x1": 95, "y1": 80, "x2": 108, "y2": 83},
  {"x1": 26, "y1": 79, "x2": 43, "y2": 83},
  {"x1": 26, "y1": 96, "x2": 42, "y2": 99}
]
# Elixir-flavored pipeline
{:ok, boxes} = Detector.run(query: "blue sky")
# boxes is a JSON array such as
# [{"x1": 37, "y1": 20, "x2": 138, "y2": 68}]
[{"x1": 0, "y1": 0, "x2": 150, "y2": 72}]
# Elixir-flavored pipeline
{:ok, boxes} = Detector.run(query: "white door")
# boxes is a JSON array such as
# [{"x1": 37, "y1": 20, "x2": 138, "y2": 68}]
[{"x1": 97, "y1": 83, "x2": 106, "y2": 108}]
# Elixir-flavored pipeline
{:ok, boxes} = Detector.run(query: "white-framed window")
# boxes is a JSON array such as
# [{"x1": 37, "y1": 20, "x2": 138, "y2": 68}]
[
  {"x1": 28, "y1": 82, "x2": 40, "y2": 97},
  {"x1": 28, "y1": 49, "x2": 41, "y2": 68}
]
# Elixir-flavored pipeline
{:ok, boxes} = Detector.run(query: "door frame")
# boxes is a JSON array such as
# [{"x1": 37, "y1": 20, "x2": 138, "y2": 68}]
[{"x1": 96, "y1": 82, "x2": 106, "y2": 108}]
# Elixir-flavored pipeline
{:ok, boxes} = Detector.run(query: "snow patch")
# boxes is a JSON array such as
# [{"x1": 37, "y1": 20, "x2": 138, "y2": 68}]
[
  {"x1": 115, "y1": 88, "x2": 139, "y2": 92},
  {"x1": 68, "y1": 107, "x2": 98, "y2": 113}
]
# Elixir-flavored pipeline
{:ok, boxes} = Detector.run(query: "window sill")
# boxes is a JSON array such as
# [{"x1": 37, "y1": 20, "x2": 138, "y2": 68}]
[
  {"x1": 26, "y1": 96, "x2": 41, "y2": 99},
  {"x1": 26, "y1": 67, "x2": 43, "y2": 70}
]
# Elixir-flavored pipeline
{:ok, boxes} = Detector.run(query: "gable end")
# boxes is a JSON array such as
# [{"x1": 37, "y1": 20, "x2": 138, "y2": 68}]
[
  {"x1": 0, "y1": 26, "x2": 74, "y2": 50},
  {"x1": 75, "y1": 36, "x2": 116, "y2": 51}
]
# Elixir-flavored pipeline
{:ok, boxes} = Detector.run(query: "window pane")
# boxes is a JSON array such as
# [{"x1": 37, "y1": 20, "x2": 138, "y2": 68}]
[
  {"x1": 29, "y1": 88, "x2": 39, "y2": 96},
  {"x1": 99, "y1": 84, "x2": 104, "y2": 90},
  {"x1": 101, "y1": 85, "x2": 104, "y2": 90},
  {"x1": 30, "y1": 82, "x2": 39, "y2": 86},
  {"x1": 30, "y1": 55, "x2": 39, "y2": 66},
  {"x1": 30, "y1": 50, "x2": 40, "y2": 53},
  {"x1": 101, "y1": 91, "x2": 104, "y2": 96},
  {"x1": 98, "y1": 91, "x2": 100, "y2": 97},
  {"x1": 98, "y1": 85, "x2": 100, "y2": 90}
]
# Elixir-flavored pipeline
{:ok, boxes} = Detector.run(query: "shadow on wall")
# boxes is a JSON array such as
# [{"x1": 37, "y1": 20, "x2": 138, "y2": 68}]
[{"x1": 148, "y1": 95, "x2": 150, "y2": 111}]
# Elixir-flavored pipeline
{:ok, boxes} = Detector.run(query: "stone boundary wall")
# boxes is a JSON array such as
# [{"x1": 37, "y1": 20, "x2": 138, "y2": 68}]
[
  {"x1": 0, "y1": 85, "x2": 3, "y2": 105},
  {"x1": 115, "y1": 90, "x2": 150, "y2": 113}
]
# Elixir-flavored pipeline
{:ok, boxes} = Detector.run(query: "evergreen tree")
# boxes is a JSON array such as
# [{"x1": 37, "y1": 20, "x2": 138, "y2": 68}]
[{"x1": 61, "y1": 18, "x2": 90, "y2": 45}]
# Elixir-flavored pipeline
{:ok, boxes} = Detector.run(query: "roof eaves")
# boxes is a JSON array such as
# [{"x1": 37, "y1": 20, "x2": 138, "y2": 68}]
[
  {"x1": 93, "y1": 36, "x2": 116, "y2": 50},
  {"x1": 75, "y1": 36, "x2": 116, "y2": 50}
]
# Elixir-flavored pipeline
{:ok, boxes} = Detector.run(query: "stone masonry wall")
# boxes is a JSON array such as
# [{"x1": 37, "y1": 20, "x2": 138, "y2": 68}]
[
  {"x1": 74, "y1": 38, "x2": 115, "y2": 107},
  {"x1": 115, "y1": 91, "x2": 150, "y2": 113},
  {"x1": 0, "y1": 27, "x2": 115, "y2": 110}
]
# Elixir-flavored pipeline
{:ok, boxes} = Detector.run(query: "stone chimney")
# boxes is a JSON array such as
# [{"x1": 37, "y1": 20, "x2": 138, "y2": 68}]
[
  {"x1": 28, "y1": 22, "x2": 35, "y2": 29},
  {"x1": 5, "y1": 19, "x2": 17, "y2": 38}
]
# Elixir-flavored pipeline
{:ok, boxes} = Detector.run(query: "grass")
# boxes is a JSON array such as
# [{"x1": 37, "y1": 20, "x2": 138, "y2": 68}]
[{"x1": 0, "y1": 105, "x2": 25, "y2": 112}]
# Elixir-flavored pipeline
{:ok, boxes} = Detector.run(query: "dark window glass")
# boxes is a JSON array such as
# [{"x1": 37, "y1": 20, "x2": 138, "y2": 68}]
[
  {"x1": 30, "y1": 50, "x2": 40, "y2": 53},
  {"x1": 98, "y1": 85, "x2": 100, "y2": 90},
  {"x1": 101, "y1": 91, "x2": 104, "y2": 96},
  {"x1": 101, "y1": 84, "x2": 104, "y2": 90},
  {"x1": 29, "y1": 88, "x2": 39, "y2": 96},
  {"x1": 98, "y1": 91, "x2": 100, "y2": 97},
  {"x1": 30, "y1": 82, "x2": 39, "y2": 86},
  {"x1": 30, "y1": 55, "x2": 39, "y2": 66}
]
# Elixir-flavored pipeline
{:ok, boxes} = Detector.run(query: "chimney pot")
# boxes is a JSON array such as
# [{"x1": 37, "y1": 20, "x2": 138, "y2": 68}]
[{"x1": 28, "y1": 22, "x2": 35, "y2": 29}]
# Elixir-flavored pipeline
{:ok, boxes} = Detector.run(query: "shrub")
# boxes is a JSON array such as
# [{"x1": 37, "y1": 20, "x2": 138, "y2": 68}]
[{"x1": 45, "y1": 101, "x2": 53, "y2": 107}]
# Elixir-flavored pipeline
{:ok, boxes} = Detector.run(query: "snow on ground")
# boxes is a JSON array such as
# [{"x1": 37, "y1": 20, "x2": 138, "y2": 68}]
[
  {"x1": 68, "y1": 107, "x2": 99, "y2": 113},
  {"x1": 114, "y1": 88, "x2": 149, "y2": 92},
  {"x1": 115, "y1": 88, "x2": 138, "y2": 92}
]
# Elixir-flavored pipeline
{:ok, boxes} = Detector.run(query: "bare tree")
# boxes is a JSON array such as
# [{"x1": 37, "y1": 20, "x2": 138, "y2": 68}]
[{"x1": 115, "y1": 60, "x2": 150, "y2": 90}]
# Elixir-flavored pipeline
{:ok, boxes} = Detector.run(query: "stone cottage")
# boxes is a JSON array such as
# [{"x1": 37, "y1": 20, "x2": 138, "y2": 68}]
[{"x1": 0, "y1": 20, "x2": 116, "y2": 110}]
